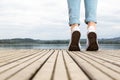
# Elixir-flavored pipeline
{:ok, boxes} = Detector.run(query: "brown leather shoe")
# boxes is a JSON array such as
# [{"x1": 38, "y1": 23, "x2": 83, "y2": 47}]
[
  {"x1": 68, "y1": 31, "x2": 81, "y2": 51},
  {"x1": 86, "y1": 32, "x2": 99, "y2": 51}
]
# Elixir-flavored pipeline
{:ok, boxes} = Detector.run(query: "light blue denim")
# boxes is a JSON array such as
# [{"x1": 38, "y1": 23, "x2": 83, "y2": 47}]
[{"x1": 67, "y1": 0, "x2": 98, "y2": 25}]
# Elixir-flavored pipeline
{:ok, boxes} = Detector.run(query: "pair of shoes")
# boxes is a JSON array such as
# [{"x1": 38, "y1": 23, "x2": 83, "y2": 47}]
[{"x1": 68, "y1": 30, "x2": 99, "y2": 51}]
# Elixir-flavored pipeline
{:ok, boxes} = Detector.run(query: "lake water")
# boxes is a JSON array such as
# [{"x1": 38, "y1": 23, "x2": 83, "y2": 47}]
[{"x1": 0, "y1": 44, "x2": 120, "y2": 50}]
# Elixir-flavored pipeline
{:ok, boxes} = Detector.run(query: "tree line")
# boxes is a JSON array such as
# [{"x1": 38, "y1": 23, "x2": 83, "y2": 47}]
[{"x1": 0, "y1": 38, "x2": 120, "y2": 44}]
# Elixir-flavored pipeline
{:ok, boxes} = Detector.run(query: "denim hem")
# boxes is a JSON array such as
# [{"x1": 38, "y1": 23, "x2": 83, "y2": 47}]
[{"x1": 85, "y1": 20, "x2": 97, "y2": 24}]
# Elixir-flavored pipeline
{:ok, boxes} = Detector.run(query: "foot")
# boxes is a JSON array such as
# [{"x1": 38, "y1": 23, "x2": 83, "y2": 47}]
[
  {"x1": 68, "y1": 26, "x2": 81, "y2": 51},
  {"x1": 86, "y1": 32, "x2": 99, "y2": 51}
]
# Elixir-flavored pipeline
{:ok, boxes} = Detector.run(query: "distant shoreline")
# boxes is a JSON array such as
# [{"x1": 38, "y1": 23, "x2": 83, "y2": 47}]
[{"x1": 0, "y1": 37, "x2": 120, "y2": 44}]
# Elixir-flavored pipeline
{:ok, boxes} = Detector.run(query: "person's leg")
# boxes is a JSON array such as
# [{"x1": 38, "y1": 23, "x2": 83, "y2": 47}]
[
  {"x1": 67, "y1": 0, "x2": 81, "y2": 51},
  {"x1": 84, "y1": 0, "x2": 98, "y2": 26},
  {"x1": 67, "y1": 0, "x2": 81, "y2": 28},
  {"x1": 84, "y1": 0, "x2": 99, "y2": 51}
]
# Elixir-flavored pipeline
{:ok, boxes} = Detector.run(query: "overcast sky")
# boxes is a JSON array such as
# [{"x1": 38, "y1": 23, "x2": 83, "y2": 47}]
[{"x1": 0, "y1": 0, "x2": 120, "y2": 40}]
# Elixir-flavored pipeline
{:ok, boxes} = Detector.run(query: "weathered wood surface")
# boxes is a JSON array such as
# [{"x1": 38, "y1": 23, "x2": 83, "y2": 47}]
[{"x1": 0, "y1": 49, "x2": 120, "y2": 80}]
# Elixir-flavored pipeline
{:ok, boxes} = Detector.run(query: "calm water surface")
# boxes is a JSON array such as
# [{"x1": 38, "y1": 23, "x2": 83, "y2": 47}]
[{"x1": 0, "y1": 44, "x2": 120, "y2": 50}]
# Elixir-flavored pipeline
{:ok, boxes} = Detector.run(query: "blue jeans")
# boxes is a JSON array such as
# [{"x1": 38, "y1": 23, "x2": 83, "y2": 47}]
[{"x1": 67, "y1": 0, "x2": 98, "y2": 25}]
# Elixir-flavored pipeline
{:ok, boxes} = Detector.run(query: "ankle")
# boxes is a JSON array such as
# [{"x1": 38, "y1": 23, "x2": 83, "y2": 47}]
[
  {"x1": 70, "y1": 24, "x2": 79, "y2": 30},
  {"x1": 87, "y1": 22, "x2": 96, "y2": 27}
]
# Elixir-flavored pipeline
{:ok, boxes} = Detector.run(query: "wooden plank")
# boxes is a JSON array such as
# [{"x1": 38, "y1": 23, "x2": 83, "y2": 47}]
[
  {"x1": 0, "y1": 50, "x2": 19, "y2": 58},
  {"x1": 32, "y1": 50, "x2": 58, "y2": 80},
  {"x1": 7, "y1": 50, "x2": 53, "y2": 80},
  {"x1": 0, "y1": 49, "x2": 119, "y2": 80},
  {"x1": 78, "y1": 51, "x2": 120, "y2": 74},
  {"x1": 0, "y1": 50, "x2": 46, "y2": 74},
  {"x1": 84, "y1": 51, "x2": 120, "y2": 67},
  {"x1": 0, "y1": 50, "x2": 31, "y2": 62},
  {"x1": 90, "y1": 51, "x2": 120, "y2": 62},
  {"x1": 74, "y1": 52, "x2": 120, "y2": 80},
  {"x1": 0, "y1": 50, "x2": 28, "y2": 61},
  {"x1": 53, "y1": 50, "x2": 68, "y2": 80},
  {"x1": 0, "y1": 50, "x2": 52, "y2": 80},
  {"x1": 0, "y1": 50, "x2": 23, "y2": 56},
  {"x1": 97, "y1": 50, "x2": 120, "y2": 57},
  {"x1": 0, "y1": 50, "x2": 42, "y2": 66},
  {"x1": 68, "y1": 51, "x2": 113, "y2": 80},
  {"x1": 63, "y1": 50, "x2": 89, "y2": 80}
]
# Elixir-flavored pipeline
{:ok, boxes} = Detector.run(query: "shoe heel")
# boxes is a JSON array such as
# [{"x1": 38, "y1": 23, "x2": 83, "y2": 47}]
[
  {"x1": 68, "y1": 31, "x2": 81, "y2": 51},
  {"x1": 86, "y1": 32, "x2": 99, "y2": 51}
]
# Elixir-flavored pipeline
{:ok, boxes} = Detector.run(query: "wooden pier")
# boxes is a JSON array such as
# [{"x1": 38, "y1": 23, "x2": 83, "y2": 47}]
[{"x1": 0, "y1": 49, "x2": 120, "y2": 80}]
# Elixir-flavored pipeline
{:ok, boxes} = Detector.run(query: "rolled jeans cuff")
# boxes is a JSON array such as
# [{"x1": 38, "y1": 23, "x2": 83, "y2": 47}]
[
  {"x1": 69, "y1": 18, "x2": 80, "y2": 26},
  {"x1": 85, "y1": 19, "x2": 97, "y2": 24}
]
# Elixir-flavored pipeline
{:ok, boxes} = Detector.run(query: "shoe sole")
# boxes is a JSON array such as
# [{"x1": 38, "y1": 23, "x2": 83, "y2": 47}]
[
  {"x1": 86, "y1": 32, "x2": 99, "y2": 51},
  {"x1": 68, "y1": 31, "x2": 81, "y2": 51}
]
